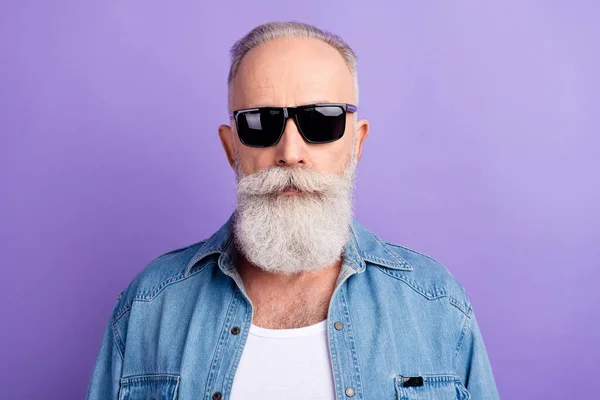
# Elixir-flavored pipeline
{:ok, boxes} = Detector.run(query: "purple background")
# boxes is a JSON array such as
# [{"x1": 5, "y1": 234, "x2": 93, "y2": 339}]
[{"x1": 1, "y1": 1, "x2": 598, "y2": 399}]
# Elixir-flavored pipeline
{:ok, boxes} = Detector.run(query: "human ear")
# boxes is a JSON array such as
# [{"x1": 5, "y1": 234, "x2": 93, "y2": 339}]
[{"x1": 218, "y1": 124, "x2": 236, "y2": 171}]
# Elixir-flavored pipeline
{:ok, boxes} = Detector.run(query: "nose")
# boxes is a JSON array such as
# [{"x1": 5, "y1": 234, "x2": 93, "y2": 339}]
[{"x1": 275, "y1": 117, "x2": 307, "y2": 167}]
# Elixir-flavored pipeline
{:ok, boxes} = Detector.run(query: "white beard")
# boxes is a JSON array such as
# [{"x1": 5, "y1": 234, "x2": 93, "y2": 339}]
[{"x1": 233, "y1": 151, "x2": 357, "y2": 275}]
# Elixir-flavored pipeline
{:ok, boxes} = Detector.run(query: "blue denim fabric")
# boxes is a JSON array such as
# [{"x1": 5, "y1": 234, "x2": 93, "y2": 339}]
[{"x1": 86, "y1": 213, "x2": 499, "y2": 399}]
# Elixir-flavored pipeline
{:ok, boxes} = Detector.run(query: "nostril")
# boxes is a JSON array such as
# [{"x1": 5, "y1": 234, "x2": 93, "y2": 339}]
[{"x1": 277, "y1": 158, "x2": 306, "y2": 167}]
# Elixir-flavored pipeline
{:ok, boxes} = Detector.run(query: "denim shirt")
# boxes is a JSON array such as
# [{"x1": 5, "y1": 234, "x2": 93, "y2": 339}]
[{"x1": 86, "y1": 213, "x2": 500, "y2": 400}]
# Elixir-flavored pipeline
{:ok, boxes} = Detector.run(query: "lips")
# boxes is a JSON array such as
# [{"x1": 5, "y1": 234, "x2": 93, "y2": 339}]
[{"x1": 282, "y1": 186, "x2": 301, "y2": 194}]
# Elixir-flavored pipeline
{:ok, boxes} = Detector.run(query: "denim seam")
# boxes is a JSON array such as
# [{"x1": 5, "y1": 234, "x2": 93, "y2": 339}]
[
  {"x1": 383, "y1": 241, "x2": 446, "y2": 266},
  {"x1": 133, "y1": 264, "x2": 214, "y2": 302},
  {"x1": 397, "y1": 373, "x2": 461, "y2": 383},
  {"x1": 111, "y1": 320, "x2": 125, "y2": 360},
  {"x1": 457, "y1": 379, "x2": 471, "y2": 400},
  {"x1": 375, "y1": 266, "x2": 471, "y2": 316},
  {"x1": 203, "y1": 286, "x2": 239, "y2": 400},
  {"x1": 113, "y1": 304, "x2": 132, "y2": 323},
  {"x1": 112, "y1": 264, "x2": 214, "y2": 320},
  {"x1": 454, "y1": 313, "x2": 473, "y2": 365},
  {"x1": 340, "y1": 287, "x2": 365, "y2": 399},
  {"x1": 384, "y1": 269, "x2": 448, "y2": 298},
  {"x1": 421, "y1": 373, "x2": 461, "y2": 382},
  {"x1": 328, "y1": 297, "x2": 344, "y2": 399},
  {"x1": 172, "y1": 376, "x2": 180, "y2": 400},
  {"x1": 120, "y1": 373, "x2": 181, "y2": 381},
  {"x1": 372, "y1": 235, "x2": 413, "y2": 268},
  {"x1": 375, "y1": 267, "x2": 447, "y2": 298},
  {"x1": 133, "y1": 272, "x2": 185, "y2": 300},
  {"x1": 449, "y1": 295, "x2": 473, "y2": 317},
  {"x1": 363, "y1": 254, "x2": 409, "y2": 269},
  {"x1": 110, "y1": 265, "x2": 213, "y2": 360},
  {"x1": 118, "y1": 374, "x2": 180, "y2": 400}
]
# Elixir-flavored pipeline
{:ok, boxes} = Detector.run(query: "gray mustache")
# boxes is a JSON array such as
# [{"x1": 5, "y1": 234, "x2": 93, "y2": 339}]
[{"x1": 236, "y1": 166, "x2": 349, "y2": 196}]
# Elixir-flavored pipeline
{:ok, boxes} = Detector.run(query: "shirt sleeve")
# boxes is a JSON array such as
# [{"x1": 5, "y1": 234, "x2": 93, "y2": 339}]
[
  {"x1": 85, "y1": 298, "x2": 125, "y2": 400},
  {"x1": 455, "y1": 309, "x2": 500, "y2": 399}
]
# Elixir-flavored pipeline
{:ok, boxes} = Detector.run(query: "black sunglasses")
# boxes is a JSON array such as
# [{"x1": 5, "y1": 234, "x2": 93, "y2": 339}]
[{"x1": 229, "y1": 103, "x2": 358, "y2": 148}]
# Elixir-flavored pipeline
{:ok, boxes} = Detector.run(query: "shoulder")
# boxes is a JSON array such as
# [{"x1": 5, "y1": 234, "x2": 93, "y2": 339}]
[
  {"x1": 374, "y1": 239, "x2": 473, "y2": 317},
  {"x1": 112, "y1": 240, "x2": 207, "y2": 319}
]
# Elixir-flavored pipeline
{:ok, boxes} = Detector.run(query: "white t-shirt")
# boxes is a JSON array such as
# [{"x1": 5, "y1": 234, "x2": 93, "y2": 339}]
[{"x1": 229, "y1": 320, "x2": 336, "y2": 399}]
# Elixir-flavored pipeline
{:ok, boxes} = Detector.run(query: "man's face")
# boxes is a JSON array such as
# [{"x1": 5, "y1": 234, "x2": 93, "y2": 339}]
[
  {"x1": 218, "y1": 37, "x2": 370, "y2": 274},
  {"x1": 219, "y1": 37, "x2": 369, "y2": 176}
]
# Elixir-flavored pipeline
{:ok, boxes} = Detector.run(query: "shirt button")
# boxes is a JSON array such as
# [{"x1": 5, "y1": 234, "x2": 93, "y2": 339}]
[
  {"x1": 334, "y1": 321, "x2": 344, "y2": 330},
  {"x1": 212, "y1": 392, "x2": 222, "y2": 400},
  {"x1": 345, "y1": 386, "x2": 355, "y2": 397},
  {"x1": 231, "y1": 326, "x2": 240, "y2": 335}
]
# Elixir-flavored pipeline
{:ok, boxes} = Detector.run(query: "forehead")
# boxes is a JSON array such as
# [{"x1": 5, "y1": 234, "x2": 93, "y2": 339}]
[{"x1": 231, "y1": 37, "x2": 355, "y2": 109}]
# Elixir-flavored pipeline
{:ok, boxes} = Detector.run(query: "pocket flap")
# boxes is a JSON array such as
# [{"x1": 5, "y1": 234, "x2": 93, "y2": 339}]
[
  {"x1": 395, "y1": 374, "x2": 470, "y2": 400},
  {"x1": 118, "y1": 374, "x2": 180, "y2": 400}
]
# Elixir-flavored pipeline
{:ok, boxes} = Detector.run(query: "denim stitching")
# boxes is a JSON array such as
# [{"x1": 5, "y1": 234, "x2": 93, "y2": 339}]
[
  {"x1": 328, "y1": 292, "x2": 344, "y2": 399},
  {"x1": 375, "y1": 267, "x2": 447, "y2": 298},
  {"x1": 375, "y1": 266, "x2": 471, "y2": 316},
  {"x1": 373, "y1": 235, "x2": 413, "y2": 268},
  {"x1": 113, "y1": 304, "x2": 132, "y2": 323},
  {"x1": 108, "y1": 264, "x2": 220, "y2": 385},
  {"x1": 133, "y1": 273, "x2": 190, "y2": 301},
  {"x1": 172, "y1": 376, "x2": 180, "y2": 400},
  {"x1": 135, "y1": 260, "x2": 218, "y2": 301},
  {"x1": 112, "y1": 263, "x2": 215, "y2": 322},
  {"x1": 383, "y1": 241, "x2": 446, "y2": 266},
  {"x1": 456, "y1": 378, "x2": 472, "y2": 399},
  {"x1": 111, "y1": 320, "x2": 125, "y2": 360},
  {"x1": 120, "y1": 373, "x2": 180, "y2": 382},
  {"x1": 449, "y1": 295, "x2": 473, "y2": 317},
  {"x1": 454, "y1": 313, "x2": 473, "y2": 364},
  {"x1": 340, "y1": 286, "x2": 364, "y2": 399},
  {"x1": 421, "y1": 373, "x2": 461, "y2": 383},
  {"x1": 204, "y1": 286, "x2": 239, "y2": 400}
]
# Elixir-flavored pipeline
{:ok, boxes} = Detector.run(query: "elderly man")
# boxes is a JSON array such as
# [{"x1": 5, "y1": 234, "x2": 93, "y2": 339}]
[{"x1": 87, "y1": 21, "x2": 499, "y2": 400}]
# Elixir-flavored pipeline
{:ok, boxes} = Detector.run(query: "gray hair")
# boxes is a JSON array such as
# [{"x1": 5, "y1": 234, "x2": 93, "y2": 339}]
[{"x1": 227, "y1": 21, "x2": 359, "y2": 111}]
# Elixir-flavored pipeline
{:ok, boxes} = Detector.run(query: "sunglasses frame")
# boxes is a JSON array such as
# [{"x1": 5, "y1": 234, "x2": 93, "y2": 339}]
[{"x1": 229, "y1": 103, "x2": 358, "y2": 148}]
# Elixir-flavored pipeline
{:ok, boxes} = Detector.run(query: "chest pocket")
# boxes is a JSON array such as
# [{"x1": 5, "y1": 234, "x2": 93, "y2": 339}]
[
  {"x1": 394, "y1": 374, "x2": 470, "y2": 400},
  {"x1": 118, "y1": 374, "x2": 180, "y2": 400}
]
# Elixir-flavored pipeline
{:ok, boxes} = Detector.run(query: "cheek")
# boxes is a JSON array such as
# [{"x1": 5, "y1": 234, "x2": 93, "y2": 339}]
[
  {"x1": 237, "y1": 148, "x2": 276, "y2": 175},
  {"x1": 312, "y1": 142, "x2": 352, "y2": 173}
]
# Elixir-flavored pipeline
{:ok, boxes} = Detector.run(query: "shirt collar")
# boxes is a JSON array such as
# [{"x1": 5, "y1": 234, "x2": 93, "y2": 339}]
[{"x1": 184, "y1": 212, "x2": 413, "y2": 277}]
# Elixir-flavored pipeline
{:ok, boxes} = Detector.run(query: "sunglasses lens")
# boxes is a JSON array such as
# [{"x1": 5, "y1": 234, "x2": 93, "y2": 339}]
[
  {"x1": 296, "y1": 105, "x2": 346, "y2": 143},
  {"x1": 236, "y1": 109, "x2": 285, "y2": 147}
]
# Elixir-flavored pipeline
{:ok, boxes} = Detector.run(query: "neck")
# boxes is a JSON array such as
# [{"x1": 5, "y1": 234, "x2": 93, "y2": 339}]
[{"x1": 235, "y1": 250, "x2": 343, "y2": 329}]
